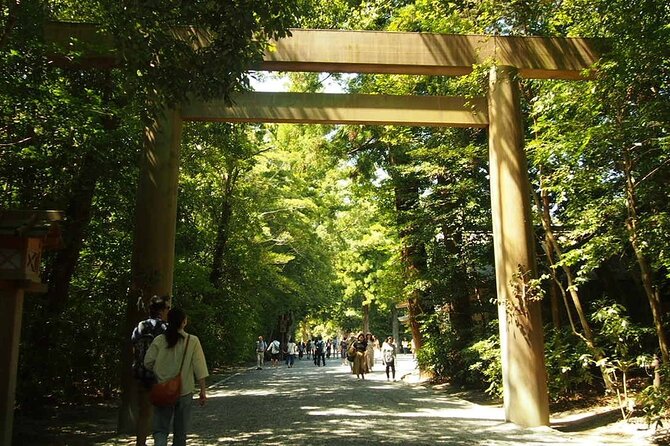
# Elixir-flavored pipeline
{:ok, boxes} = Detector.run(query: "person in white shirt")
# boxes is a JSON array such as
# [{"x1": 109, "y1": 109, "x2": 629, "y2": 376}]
[
  {"x1": 267, "y1": 339, "x2": 281, "y2": 367},
  {"x1": 144, "y1": 308, "x2": 209, "y2": 446},
  {"x1": 381, "y1": 336, "x2": 397, "y2": 381},
  {"x1": 285, "y1": 338, "x2": 298, "y2": 367}
]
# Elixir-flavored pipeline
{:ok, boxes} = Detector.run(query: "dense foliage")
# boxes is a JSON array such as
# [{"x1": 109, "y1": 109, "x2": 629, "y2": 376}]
[{"x1": 2, "y1": 0, "x2": 669, "y2": 425}]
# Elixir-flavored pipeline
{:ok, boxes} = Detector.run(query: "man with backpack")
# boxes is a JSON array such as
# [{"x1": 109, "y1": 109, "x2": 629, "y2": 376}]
[
  {"x1": 267, "y1": 338, "x2": 281, "y2": 367},
  {"x1": 131, "y1": 295, "x2": 169, "y2": 446},
  {"x1": 256, "y1": 336, "x2": 267, "y2": 370},
  {"x1": 313, "y1": 335, "x2": 326, "y2": 367}
]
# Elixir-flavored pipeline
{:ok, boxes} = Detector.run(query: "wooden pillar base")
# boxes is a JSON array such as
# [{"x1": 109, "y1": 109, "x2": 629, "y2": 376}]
[{"x1": 0, "y1": 287, "x2": 25, "y2": 446}]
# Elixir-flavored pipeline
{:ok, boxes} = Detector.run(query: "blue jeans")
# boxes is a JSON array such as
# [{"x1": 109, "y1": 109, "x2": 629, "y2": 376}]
[
  {"x1": 153, "y1": 393, "x2": 193, "y2": 446},
  {"x1": 287, "y1": 354, "x2": 295, "y2": 366}
]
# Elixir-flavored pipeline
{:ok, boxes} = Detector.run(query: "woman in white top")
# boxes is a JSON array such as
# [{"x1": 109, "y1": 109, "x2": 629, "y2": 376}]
[
  {"x1": 145, "y1": 307, "x2": 209, "y2": 446},
  {"x1": 285, "y1": 338, "x2": 298, "y2": 367},
  {"x1": 381, "y1": 336, "x2": 397, "y2": 381}
]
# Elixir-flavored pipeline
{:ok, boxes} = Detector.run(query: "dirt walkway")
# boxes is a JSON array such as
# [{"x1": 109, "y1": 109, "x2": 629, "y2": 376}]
[{"x1": 68, "y1": 353, "x2": 651, "y2": 446}]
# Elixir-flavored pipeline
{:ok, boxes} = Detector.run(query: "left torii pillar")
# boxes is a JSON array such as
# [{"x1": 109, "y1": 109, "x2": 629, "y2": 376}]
[
  {"x1": 118, "y1": 107, "x2": 183, "y2": 438},
  {"x1": 0, "y1": 210, "x2": 63, "y2": 446}
]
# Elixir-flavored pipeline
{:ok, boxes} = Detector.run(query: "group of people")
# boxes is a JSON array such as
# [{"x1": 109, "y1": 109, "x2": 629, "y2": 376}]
[
  {"x1": 254, "y1": 331, "x2": 400, "y2": 382},
  {"x1": 131, "y1": 295, "x2": 209, "y2": 446},
  {"x1": 255, "y1": 336, "x2": 301, "y2": 368},
  {"x1": 346, "y1": 333, "x2": 398, "y2": 380},
  {"x1": 256, "y1": 335, "x2": 331, "y2": 369}
]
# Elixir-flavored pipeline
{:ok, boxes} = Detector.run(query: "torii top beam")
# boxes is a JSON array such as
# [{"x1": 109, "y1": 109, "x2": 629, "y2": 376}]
[{"x1": 44, "y1": 23, "x2": 605, "y2": 79}]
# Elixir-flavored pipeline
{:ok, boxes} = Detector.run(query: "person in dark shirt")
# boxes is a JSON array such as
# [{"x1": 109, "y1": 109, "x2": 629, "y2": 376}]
[
  {"x1": 351, "y1": 333, "x2": 368, "y2": 379},
  {"x1": 313, "y1": 335, "x2": 326, "y2": 366},
  {"x1": 130, "y1": 295, "x2": 169, "y2": 446}
]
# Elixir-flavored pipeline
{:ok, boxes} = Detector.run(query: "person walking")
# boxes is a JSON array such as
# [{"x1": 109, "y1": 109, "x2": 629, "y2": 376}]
[
  {"x1": 326, "y1": 339, "x2": 332, "y2": 358},
  {"x1": 130, "y1": 295, "x2": 169, "y2": 446},
  {"x1": 306, "y1": 339, "x2": 312, "y2": 360},
  {"x1": 313, "y1": 336, "x2": 326, "y2": 366},
  {"x1": 255, "y1": 336, "x2": 267, "y2": 370},
  {"x1": 144, "y1": 307, "x2": 209, "y2": 446},
  {"x1": 381, "y1": 336, "x2": 397, "y2": 381},
  {"x1": 351, "y1": 333, "x2": 368, "y2": 379},
  {"x1": 340, "y1": 336, "x2": 349, "y2": 366},
  {"x1": 298, "y1": 341, "x2": 304, "y2": 360},
  {"x1": 285, "y1": 338, "x2": 298, "y2": 368},
  {"x1": 267, "y1": 338, "x2": 281, "y2": 367}
]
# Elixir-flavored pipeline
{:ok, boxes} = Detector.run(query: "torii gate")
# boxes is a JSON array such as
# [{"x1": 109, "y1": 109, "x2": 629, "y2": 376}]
[{"x1": 43, "y1": 25, "x2": 603, "y2": 430}]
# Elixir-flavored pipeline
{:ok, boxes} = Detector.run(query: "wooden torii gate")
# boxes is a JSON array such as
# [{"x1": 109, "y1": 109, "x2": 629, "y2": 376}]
[{"x1": 44, "y1": 25, "x2": 603, "y2": 429}]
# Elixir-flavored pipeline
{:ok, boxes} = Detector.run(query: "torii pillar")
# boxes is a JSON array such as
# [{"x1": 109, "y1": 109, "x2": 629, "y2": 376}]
[
  {"x1": 118, "y1": 107, "x2": 182, "y2": 437},
  {"x1": 488, "y1": 65, "x2": 549, "y2": 427}
]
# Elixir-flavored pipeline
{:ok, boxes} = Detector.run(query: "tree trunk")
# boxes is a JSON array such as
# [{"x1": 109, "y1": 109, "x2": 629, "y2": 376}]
[
  {"x1": 534, "y1": 182, "x2": 614, "y2": 389},
  {"x1": 209, "y1": 196, "x2": 233, "y2": 286},
  {"x1": 391, "y1": 306, "x2": 400, "y2": 349},
  {"x1": 46, "y1": 150, "x2": 101, "y2": 311},
  {"x1": 441, "y1": 227, "x2": 472, "y2": 335},
  {"x1": 209, "y1": 167, "x2": 238, "y2": 286},
  {"x1": 362, "y1": 303, "x2": 370, "y2": 334},
  {"x1": 46, "y1": 71, "x2": 118, "y2": 312},
  {"x1": 389, "y1": 146, "x2": 428, "y2": 353},
  {"x1": 621, "y1": 146, "x2": 670, "y2": 362},
  {"x1": 406, "y1": 295, "x2": 423, "y2": 350},
  {"x1": 548, "y1": 274, "x2": 561, "y2": 329}
]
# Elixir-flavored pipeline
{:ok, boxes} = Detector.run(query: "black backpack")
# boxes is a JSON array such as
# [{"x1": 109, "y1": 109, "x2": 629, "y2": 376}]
[
  {"x1": 132, "y1": 319, "x2": 166, "y2": 388},
  {"x1": 315, "y1": 340, "x2": 324, "y2": 354}
]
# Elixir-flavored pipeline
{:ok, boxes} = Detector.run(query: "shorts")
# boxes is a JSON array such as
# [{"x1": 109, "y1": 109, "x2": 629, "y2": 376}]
[{"x1": 271, "y1": 352, "x2": 280, "y2": 360}]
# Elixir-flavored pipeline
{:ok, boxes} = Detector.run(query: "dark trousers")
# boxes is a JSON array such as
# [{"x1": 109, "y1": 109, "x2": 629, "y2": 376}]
[
  {"x1": 314, "y1": 352, "x2": 325, "y2": 366},
  {"x1": 385, "y1": 361, "x2": 396, "y2": 379}
]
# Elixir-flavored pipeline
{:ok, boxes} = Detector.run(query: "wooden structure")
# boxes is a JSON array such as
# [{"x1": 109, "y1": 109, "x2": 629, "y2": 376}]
[
  {"x1": 0, "y1": 210, "x2": 62, "y2": 446},
  {"x1": 44, "y1": 24, "x2": 605, "y2": 428}
]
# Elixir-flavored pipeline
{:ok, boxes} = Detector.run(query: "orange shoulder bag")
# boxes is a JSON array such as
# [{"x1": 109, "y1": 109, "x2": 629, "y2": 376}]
[{"x1": 150, "y1": 335, "x2": 190, "y2": 407}]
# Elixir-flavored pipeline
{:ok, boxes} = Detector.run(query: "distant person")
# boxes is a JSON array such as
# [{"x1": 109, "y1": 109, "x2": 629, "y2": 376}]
[
  {"x1": 131, "y1": 295, "x2": 169, "y2": 446},
  {"x1": 267, "y1": 338, "x2": 281, "y2": 367},
  {"x1": 144, "y1": 307, "x2": 209, "y2": 446},
  {"x1": 410, "y1": 338, "x2": 416, "y2": 358},
  {"x1": 256, "y1": 336, "x2": 267, "y2": 370},
  {"x1": 306, "y1": 339, "x2": 313, "y2": 360},
  {"x1": 351, "y1": 333, "x2": 368, "y2": 379},
  {"x1": 285, "y1": 338, "x2": 298, "y2": 368},
  {"x1": 314, "y1": 336, "x2": 326, "y2": 366},
  {"x1": 340, "y1": 336, "x2": 349, "y2": 366},
  {"x1": 298, "y1": 341, "x2": 305, "y2": 360},
  {"x1": 381, "y1": 336, "x2": 397, "y2": 381}
]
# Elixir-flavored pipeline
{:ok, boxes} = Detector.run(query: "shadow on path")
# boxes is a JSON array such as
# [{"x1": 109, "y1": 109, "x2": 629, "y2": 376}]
[
  {"x1": 18, "y1": 354, "x2": 651, "y2": 445},
  {"x1": 177, "y1": 354, "x2": 649, "y2": 446}
]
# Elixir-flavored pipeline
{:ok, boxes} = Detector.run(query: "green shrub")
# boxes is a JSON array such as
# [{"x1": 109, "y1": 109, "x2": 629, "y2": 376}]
[
  {"x1": 416, "y1": 311, "x2": 468, "y2": 382},
  {"x1": 591, "y1": 299, "x2": 654, "y2": 362},
  {"x1": 637, "y1": 364, "x2": 670, "y2": 428},
  {"x1": 544, "y1": 327, "x2": 594, "y2": 399},
  {"x1": 463, "y1": 335, "x2": 502, "y2": 398}
]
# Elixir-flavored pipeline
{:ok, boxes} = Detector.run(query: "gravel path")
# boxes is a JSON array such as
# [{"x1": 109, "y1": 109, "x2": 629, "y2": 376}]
[{"x1": 96, "y1": 354, "x2": 653, "y2": 445}]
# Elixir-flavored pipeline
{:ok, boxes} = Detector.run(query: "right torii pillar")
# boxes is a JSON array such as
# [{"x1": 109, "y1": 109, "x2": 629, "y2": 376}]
[{"x1": 488, "y1": 65, "x2": 550, "y2": 427}]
